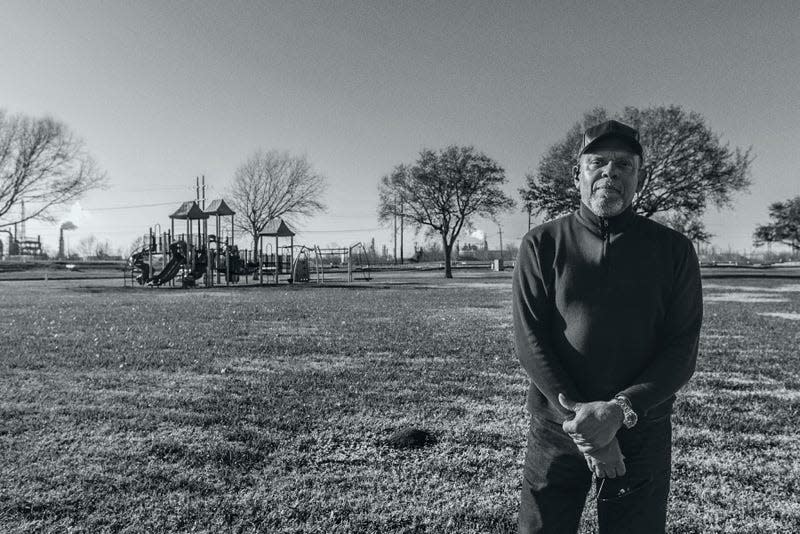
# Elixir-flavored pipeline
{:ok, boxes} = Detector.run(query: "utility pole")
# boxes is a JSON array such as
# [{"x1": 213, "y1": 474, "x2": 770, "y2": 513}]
[
  {"x1": 393, "y1": 196, "x2": 397, "y2": 265},
  {"x1": 498, "y1": 223, "x2": 504, "y2": 261},
  {"x1": 399, "y1": 199, "x2": 404, "y2": 264},
  {"x1": 195, "y1": 175, "x2": 206, "y2": 208}
]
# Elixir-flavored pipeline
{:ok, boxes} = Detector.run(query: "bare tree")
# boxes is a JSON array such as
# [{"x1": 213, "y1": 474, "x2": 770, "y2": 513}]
[
  {"x1": 94, "y1": 239, "x2": 116, "y2": 259},
  {"x1": 227, "y1": 150, "x2": 326, "y2": 251},
  {"x1": 0, "y1": 110, "x2": 106, "y2": 228},
  {"x1": 126, "y1": 235, "x2": 147, "y2": 258},
  {"x1": 378, "y1": 146, "x2": 515, "y2": 278},
  {"x1": 77, "y1": 234, "x2": 115, "y2": 259},
  {"x1": 77, "y1": 234, "x2": 98, "y2": 259}
]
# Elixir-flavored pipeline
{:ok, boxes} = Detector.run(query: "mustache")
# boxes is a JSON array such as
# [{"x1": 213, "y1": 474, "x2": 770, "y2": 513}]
[{"x1": 592, "y1": 180, "x2": 622, "y2": 193}]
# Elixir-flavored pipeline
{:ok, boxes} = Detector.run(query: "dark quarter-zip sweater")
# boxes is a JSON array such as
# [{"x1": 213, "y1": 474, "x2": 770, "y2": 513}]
[{"x1": 513, "y1": 203, "x2": 703, "y2": 423}]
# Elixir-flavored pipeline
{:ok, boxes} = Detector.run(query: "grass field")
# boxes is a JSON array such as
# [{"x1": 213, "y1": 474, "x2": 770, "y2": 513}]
[{"x1": 1, "y1": 273, "x2": 798, "y2": 533}]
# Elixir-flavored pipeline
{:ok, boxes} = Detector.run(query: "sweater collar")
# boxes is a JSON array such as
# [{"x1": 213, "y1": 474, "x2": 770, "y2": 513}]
[{"x1": 576, "y1": 202, "x2": 637, "y2": 235}]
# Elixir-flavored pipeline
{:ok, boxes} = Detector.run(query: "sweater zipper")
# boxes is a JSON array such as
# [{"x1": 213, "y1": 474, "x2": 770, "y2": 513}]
[{"x1": 600, "y1": 218, "x2": 609, "y2": 272}]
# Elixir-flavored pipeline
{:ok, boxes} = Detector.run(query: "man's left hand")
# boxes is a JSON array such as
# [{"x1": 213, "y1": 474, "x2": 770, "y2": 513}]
[
  {"x1": 559, "y1": 393, "x2": 624, "y2": 452},
  {"x1": 584, "y1": 437, "x2": 626, "y2": 479}
]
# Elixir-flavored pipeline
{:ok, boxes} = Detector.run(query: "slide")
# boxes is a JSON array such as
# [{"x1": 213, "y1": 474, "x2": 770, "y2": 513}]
[
  {"x1": 149, "y1": 255, "x2": 183, "y2": 286},
  {"x1": 149, "y1": 241, "x2": 187, "y2": 286}
]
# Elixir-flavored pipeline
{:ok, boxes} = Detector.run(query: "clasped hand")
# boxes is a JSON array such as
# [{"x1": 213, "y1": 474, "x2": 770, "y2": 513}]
[{"x1": 558, "y1": 393, "x2": 626, "y2": 478}]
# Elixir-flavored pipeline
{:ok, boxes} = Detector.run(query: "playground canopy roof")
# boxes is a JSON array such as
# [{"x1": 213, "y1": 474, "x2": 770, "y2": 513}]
[
  {"x1": 204, "y1": 199, "x2": 235, "y2": 216},
  {"x1": 259, "y1": 218, "x2": 295, "y2": 237},
  {"x1": 170, "y1": 201, "x2": 209, "y2": 220}
]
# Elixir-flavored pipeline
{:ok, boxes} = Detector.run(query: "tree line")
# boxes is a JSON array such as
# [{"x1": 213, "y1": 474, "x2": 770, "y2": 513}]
[
  {"x1": 2, "y1": 105, "x2": 798, "y2": 270},
  {"x1": 379, "y1": 105, "x2": 796, "y2": 277}
]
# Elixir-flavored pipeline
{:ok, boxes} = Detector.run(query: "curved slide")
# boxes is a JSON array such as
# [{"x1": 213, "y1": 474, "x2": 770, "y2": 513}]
[
  {"x1": 149, "y1": 254, "x2": 183, "y2": 285},
  {"x1": 148, "y1": 242, "x2": 187, "y2": 286}
]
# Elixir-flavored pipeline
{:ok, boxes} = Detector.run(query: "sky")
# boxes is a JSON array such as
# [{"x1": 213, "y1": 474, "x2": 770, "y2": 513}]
[{"x1": 1, "y1": 1, "x2": 799, "y2": 257}]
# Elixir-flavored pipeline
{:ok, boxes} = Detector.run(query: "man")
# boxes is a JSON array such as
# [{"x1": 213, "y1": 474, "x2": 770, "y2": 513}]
[{"x1": 513, "y1": 120, "x2": 703, "y2": 533}]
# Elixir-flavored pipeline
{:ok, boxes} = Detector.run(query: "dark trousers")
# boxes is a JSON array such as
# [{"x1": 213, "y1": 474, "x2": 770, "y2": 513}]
[{"x1": 519, "y1": 415, "x2": 672, "y2": 534}]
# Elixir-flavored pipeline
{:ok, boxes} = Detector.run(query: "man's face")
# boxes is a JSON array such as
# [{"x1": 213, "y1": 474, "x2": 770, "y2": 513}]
[{"x1": 573, "y1": 148, "x2": 644, "y2": 218}]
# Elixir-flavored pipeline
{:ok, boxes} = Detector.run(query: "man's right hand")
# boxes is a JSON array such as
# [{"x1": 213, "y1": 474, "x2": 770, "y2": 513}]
[
  {"x1": 584, "y1": 437, "x2": 626, "y2": 479},
  {"x1": 559, "y1": 393, "x2": 624, "y2": 452}
]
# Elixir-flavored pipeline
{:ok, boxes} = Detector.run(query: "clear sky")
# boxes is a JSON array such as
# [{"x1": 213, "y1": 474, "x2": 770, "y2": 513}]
[{"x1": 2, "y1": 1, "x2": 798, "y2": 257}]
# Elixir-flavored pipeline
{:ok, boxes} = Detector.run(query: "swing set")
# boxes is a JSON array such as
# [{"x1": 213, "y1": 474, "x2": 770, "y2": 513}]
[{"x1": 256, "y1": 219, "x2": 371, "y2": 284}]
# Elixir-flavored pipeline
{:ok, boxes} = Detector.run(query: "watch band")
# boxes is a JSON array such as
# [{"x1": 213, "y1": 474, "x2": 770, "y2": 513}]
[{"x1": 613, "y1": 395, "x2": 638, "y2": 429}]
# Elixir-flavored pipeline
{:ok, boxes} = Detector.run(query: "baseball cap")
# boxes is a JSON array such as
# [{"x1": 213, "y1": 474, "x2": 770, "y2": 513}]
[{"x1": 579, "y1": 120, "x2": 644, "y2": 160}]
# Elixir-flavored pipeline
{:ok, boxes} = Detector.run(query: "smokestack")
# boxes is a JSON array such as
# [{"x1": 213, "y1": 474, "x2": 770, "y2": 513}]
[{"x1": 59, "y1": 222, "x2": 77, "y2": 259}]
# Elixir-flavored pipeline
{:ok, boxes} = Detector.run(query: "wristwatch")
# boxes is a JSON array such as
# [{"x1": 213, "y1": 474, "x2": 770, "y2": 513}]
[{"x1": 613, "y1": 395, "x2": 638, "y2": 429}]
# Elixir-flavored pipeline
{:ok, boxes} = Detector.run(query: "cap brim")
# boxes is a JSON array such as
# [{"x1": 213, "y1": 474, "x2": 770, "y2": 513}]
[{"x1": 579, "y1": 134, "x2": 643, "y2": 158}]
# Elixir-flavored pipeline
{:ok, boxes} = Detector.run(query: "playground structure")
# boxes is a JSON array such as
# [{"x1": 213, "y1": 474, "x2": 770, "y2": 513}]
[
  {"x1": 127, "y1": 196, "x2": 370, "y2": 288},
  {"x1": 127, "y1": 199, "x2": 255, "y2": 287}
]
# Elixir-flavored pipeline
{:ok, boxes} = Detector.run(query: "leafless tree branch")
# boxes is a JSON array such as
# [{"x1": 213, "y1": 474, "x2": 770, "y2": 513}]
[
  {"x1": 0, "y1": 110, "x2": 106, "y2": 228},
  {"x1": 227, "y1": 150, "x2": 327, "y2": 251}
]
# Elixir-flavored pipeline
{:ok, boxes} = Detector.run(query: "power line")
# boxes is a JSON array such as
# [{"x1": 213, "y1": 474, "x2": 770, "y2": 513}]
[
  {"x1": 298, "y1": 227, "x2": 384, "y2": 233},
  {"x1": 324, "y1": 213, "x2": 378, "y2": 219},
  {"x1": 82, "y1": 201, "x2": 186, "y2": 211},
  {"x1": 114, "y1": 186, "x2": 194, "y2": 193}
]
